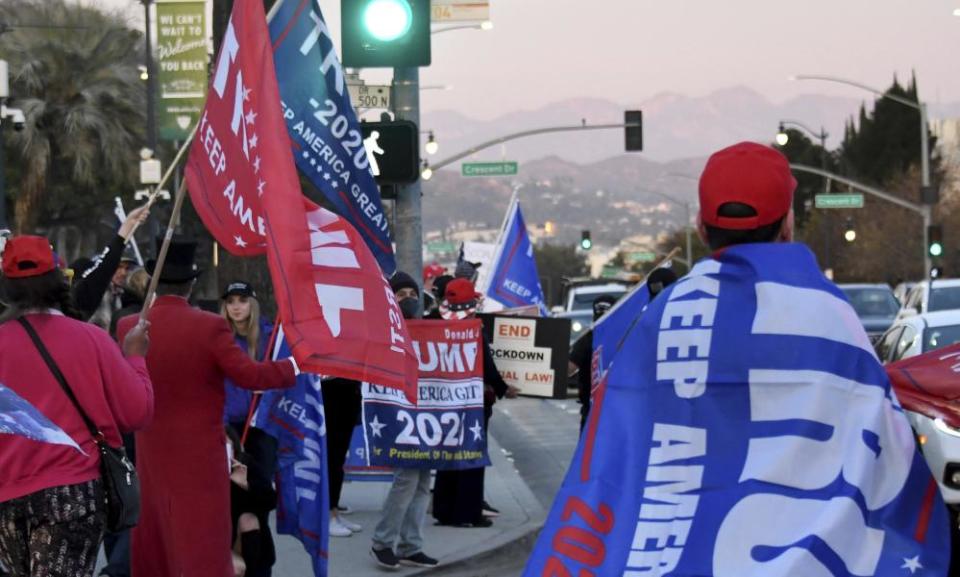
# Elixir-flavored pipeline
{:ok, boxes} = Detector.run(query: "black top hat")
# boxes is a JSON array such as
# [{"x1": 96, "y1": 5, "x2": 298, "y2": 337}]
[{"x1": 145, "y1": 236, "x2": 202, "y2": 284}]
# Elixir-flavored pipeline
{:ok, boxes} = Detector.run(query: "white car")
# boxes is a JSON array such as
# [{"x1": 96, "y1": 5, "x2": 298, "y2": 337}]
[
  {"x1": 561, "y1": 281, "x2": 630, "y2": 313},
  {"x1": 877, "y1": 310, "x2": 960, "y2": 504},
  {"x1": 897, "y1": 278, "x2": 960, "y2": 321}
]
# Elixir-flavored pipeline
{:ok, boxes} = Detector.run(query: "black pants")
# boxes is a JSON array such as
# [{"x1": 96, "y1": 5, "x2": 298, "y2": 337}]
[
  {"x1": 432, "y1": 408, "x2": 491, "y2": 525},
  {"x1": 321, "y1": 379, "x2": 361, "y2": 509},
  {"x1": 0, "y1": 479, "x2": 105, "y2": 577}
]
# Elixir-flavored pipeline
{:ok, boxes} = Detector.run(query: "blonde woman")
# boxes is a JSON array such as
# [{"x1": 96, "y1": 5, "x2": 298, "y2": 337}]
[{"x1": 220, "y1": 281, "x2": 280, "y2": 577}]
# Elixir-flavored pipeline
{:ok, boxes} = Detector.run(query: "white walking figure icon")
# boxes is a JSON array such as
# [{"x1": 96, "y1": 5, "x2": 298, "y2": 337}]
[{"x1": 363, "y1": 130, "x2": 385, "y2": 177}]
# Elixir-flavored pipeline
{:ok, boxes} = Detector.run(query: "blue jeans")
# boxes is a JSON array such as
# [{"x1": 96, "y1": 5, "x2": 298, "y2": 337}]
[{"x1": 371, "y1": 469, "x2": 432, "y2": 557}]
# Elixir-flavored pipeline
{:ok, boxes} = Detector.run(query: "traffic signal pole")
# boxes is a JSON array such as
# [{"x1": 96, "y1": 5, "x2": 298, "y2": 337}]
[{"x1": 392, "y1": 66, "x2": 423, "y2": 284}]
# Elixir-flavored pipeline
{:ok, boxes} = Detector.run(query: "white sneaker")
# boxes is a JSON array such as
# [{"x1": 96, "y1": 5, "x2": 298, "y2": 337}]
[
  {"x1": 339, "y1": 516, "x2": 363, "y2": 533},
  {"x1": 329, "y1": 516, "x2": 353, "y2": 537}
]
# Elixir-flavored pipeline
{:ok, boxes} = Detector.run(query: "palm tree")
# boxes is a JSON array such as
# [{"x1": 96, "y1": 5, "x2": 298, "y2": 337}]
[{"x1": 0, "y1": 0, "x2": 145, "y2": 233}]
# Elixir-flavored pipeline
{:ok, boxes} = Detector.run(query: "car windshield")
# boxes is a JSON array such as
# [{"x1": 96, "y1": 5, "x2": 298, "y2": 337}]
[
  {"x1": 923, "y1": 325, "x2": 960, "y2": 353},
  {"x1": 571, "y1": 290, "x2": 625, "y2": 311},
  {"x1": 841, "y1": 288, "x2": 899, "y2": 318},
  {"x1": 928, "y1": 286, "x2": 960, "y2": 312}
]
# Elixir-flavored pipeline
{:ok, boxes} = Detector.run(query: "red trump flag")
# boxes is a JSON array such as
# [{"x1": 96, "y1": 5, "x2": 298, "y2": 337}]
[{"x1": 184, "y1": 0, "x2": 417, "y2": 395}]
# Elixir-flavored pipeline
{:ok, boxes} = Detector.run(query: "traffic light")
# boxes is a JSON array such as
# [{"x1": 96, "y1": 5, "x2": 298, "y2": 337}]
[
  {"x1": 625, "y1": 110, "x2": 643, "y2": 152},
  {"x1": 341, "y1": 0, "x2": 431, "y2": 68},
  {"x1": 359, "y1": 120, "x2": 421, "y2": 184},
  {"x1": 580, "y1": 230, "x2": 592, "y2": 251},
  {"x1": 928, "y1": 225, "x2": 944, "y2": 257}
]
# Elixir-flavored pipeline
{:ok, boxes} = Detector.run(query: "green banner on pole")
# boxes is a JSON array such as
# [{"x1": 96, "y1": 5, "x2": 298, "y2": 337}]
[{"x1": 156, "y1": 0, "x2": 207, "y2": 141}]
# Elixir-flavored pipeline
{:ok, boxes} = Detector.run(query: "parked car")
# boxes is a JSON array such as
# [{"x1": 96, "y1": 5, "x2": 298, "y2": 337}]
[
  {"x1": 558, "y1": 279, "x2": 631, "y2": 314},
  {"x1": 876, "y1": 310, "x2": 960, "y2": 364},
  {"x1": 877, "y1": 310, "x2": 960, "y2": 505},
  {"x1": 555, "y1": 309, "x2": 594, "y2": 346},
  {"x1": 897, "y1": 279, "x2": 960, "y2": 321},
  {"x1": 838, "y1": 283, "x2": 900, "y2": 342}
]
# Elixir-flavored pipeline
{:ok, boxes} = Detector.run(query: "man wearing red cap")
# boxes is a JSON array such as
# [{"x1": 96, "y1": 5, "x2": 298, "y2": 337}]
[{"x1": 696, "y1": 141, "x2": 797, "y2": 249}]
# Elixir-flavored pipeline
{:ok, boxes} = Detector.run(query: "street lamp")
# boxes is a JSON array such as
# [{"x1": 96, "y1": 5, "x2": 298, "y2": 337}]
[
  {"x1": 844, "y1": 218, "x2": 856, "y2": 242},
  {"x1": 953, "y1": 8, "x2": 960, "y2": 16},
  {"x1": 424, "y1": 131, "x2": 438, "y2": 155},
  {"x1": 791, "y1": 74, "x2": 931, "y2": 193},
  {"x1": 776, "y1": 120, "x2": 829, "y2": 192},
  {"x1": 421, "y1": 160, "x2": 433, "y2": 181}
]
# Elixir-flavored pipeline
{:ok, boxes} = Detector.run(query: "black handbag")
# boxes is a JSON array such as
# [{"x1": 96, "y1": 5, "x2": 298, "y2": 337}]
[{"x1": 18, "y1": 317, "x2": 140, "y2": 532}]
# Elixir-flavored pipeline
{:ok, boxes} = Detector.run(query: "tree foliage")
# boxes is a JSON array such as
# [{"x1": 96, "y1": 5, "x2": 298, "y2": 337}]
[
  {"x1": 840, "y1": 75, "x2": 940, "y2": 188},
  {"x1": 534, "y1": 243, "x2": 588, "y2": 307},
  {"x1": 1, "y1": 0, "x2": 146, "y2": 233}
]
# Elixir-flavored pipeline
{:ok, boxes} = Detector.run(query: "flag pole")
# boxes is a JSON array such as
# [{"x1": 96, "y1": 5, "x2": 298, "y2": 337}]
[
  {"x1": 144, "y1": 123, "x2": 199, "y2": 210},
  {"x1": 139, "y1": 176, "x2": 190, "y2": 322},
  {"x1": 479, "y1": 186, "x2": 520, "y2": 297}
]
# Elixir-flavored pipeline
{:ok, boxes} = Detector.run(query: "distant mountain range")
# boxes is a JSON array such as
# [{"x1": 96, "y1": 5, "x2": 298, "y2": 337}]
[
  {"x1": 419, "y1": 86, "x2": 960, "y2": 243},
  {"x1": 421, "y1": 85, "x2": 960, "y2": 165},
  {"x1": 422, "y1": 153, "x2": 705, "y2": 247}
]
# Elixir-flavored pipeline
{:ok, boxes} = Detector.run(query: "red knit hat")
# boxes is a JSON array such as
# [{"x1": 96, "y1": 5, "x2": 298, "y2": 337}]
[
  {"x1": 699, "y1": 142, "x2": 796, "y2": 230},
  {"x1": 2, "y1": 235, "x2": 56, "y2": 279}
]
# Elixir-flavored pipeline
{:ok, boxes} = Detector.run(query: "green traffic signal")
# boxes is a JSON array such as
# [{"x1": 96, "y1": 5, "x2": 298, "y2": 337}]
[
  {"x1": 341, "y1": 0, "x2": 431, "y2": 68},
  {"x1": 363, "y1": 0, "x2": 412, "y2": 41},
  {"x1": 928, "y1": 225, "x2": 944, "y2": 258},
  {"x1": 580, "y1": 230, "x2": 592, "y2": 251}
]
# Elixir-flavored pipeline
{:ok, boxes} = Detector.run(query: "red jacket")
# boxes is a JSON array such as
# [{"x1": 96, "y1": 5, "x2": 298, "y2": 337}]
[
  {"x1": 0, "y1": 312, "x2": 153, "y2": 503},
  {"x1": 117, "y1": 296, "x2": 296, "y2": 577}
]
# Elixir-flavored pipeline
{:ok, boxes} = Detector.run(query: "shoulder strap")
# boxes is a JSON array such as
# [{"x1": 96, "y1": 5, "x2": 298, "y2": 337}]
[{"x1": 17, "y1": 317, "x2": 103, "y2": 442}]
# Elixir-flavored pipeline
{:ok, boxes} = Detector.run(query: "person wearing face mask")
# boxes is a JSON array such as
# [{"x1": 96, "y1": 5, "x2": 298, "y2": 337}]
[{"x1": 369, "y1": 272, "x2": 440, "y2": 570}]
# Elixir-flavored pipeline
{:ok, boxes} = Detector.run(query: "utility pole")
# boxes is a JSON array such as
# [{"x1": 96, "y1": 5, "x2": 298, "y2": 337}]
[
  {"x1": 391, "y1": 67, "x2": 423, "y2": 282},
  {"x1": 143, "y1": 0, "x2": 157, "y2": 151}
]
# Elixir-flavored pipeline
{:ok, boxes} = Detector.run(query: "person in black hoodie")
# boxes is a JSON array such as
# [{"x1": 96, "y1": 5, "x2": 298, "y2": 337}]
[{"x1": 71, "y1": 204, "x2": 149, "y2": 325}]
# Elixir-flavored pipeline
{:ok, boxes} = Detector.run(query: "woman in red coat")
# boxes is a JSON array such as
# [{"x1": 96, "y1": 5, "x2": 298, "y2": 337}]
[{"x1": 117, "y1": 239, "x2": 296, "y2": 577}]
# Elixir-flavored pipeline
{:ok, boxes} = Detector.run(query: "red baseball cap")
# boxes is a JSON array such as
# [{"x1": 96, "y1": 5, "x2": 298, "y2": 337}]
[
  {"x1": 699, "y1": 142, "x2": 797, "y2": 230},
  {"x1": 443, "y1": 278, "x2": 481, "y2": 306},
  {"x1": 423, "y1": 263, "x2": 445, "y2": 281},
  {"x1": 2, "y1": 235, "x2": 56, "y2": 279}
]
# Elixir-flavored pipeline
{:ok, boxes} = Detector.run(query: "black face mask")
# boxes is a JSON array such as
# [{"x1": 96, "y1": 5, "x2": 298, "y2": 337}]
[{"x1": 399, "y1": 297, "x2": 421, "y2": 320}]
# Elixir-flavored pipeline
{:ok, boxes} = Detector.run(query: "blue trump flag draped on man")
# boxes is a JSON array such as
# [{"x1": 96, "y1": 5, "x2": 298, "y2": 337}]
[
  {"x1": 268, "y1": 0, "x2": 396, "y2": 275},
  {"x1": 255, "y1": 326, "x2": 330, "y2": 577},
  {"x1": 524, "y1": 142, "x2": 950, "y2": 577}
]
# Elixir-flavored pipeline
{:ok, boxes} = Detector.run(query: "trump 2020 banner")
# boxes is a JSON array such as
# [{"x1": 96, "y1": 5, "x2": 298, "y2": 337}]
[
  {"x1": 361, "y1": 319, "x2": 490, "y2": 470},
  {"x1": 269, "y1": 0, "x2": 396, "y2": 275},
  {"x1": 524, "y1": 243, "x2": 950, "y2": 577}
]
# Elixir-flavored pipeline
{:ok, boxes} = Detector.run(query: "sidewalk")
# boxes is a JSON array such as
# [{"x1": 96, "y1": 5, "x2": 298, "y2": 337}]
[{"x1": 272, "y1": 424, "x2": 546, "y2": 576}]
